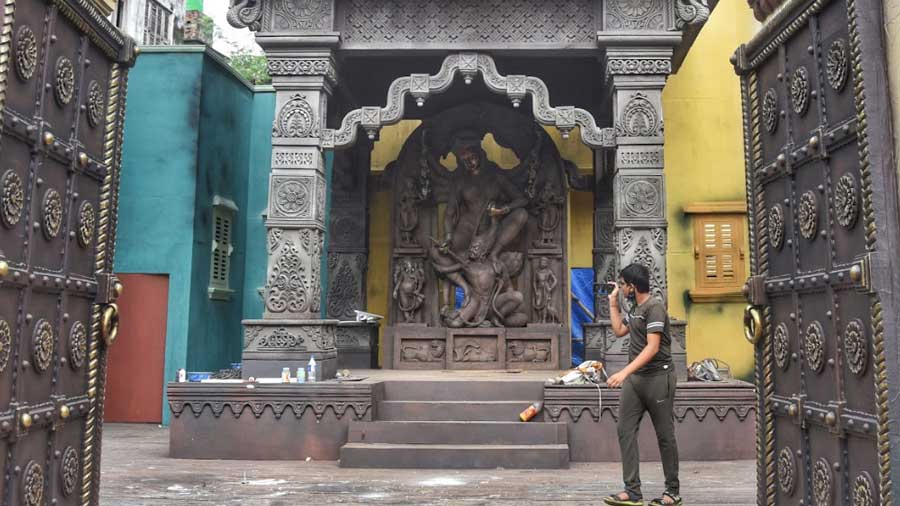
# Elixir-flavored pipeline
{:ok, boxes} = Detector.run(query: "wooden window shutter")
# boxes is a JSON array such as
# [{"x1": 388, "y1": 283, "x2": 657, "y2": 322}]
[
  {"x1": 208, "y1": 200, "x2": 236, "y2": 300},
  {"x1": 692, "y1": 213, "x2": 746, "y2": 299}
]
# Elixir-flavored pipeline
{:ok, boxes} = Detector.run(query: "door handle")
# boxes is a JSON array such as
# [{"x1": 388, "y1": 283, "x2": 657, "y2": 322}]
[
  {"x1": 101, "y1": 280, "x2": 123, "y2": 346},
  {"x1": 743, "y1": 305, "x2": 763, "y2": 345}
]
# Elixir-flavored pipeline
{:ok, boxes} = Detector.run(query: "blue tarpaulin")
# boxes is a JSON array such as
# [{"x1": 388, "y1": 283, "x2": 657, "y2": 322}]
[
  {"x1": 454, "y1": 268, "x2": 595, "y2": 367},
  {"x1": 570, "y1": 268, "x2": 594, "y2": 366}
]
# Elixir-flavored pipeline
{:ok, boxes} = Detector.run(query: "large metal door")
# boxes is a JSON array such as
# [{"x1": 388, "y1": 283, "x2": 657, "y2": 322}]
[
  {"x1": 734, "y1": 0, "x2": 900, "y2": 505},
  {"x1": 0, "y1": 0, "x2": 134, "y2": 504}
]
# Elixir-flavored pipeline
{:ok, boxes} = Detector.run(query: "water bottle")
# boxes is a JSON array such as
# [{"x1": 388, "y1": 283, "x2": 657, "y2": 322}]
[
  {"x1": 307, "y1": 356, "x2": 317, "y2": 383},
  {"x1": 296, "y1": 367, "x2": 306, "y2": 384}
]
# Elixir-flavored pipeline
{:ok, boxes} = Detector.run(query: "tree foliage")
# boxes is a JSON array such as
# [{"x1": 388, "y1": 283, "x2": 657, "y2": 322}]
[{"x1": 229, "y1": 51, "x2": 271, "y2": 85}]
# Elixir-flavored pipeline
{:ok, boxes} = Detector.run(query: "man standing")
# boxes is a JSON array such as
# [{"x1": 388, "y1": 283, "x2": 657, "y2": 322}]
[{"x1": 603, "y1": 264, "x2": 681, "y2": 506}]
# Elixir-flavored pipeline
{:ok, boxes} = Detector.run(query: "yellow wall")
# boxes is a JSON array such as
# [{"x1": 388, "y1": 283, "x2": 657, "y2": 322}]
[
  {"x1": 884, "y1": 0, "x2": 900, "y2": 197},
  {"x1": 662, "y1": 2, "x2": 759, "y2": 380}
]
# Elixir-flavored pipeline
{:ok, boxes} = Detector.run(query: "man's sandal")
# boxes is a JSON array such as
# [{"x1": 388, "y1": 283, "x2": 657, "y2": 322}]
[
  {"x1": 649, "y1": 492, "x2": 682, "y2": 506},
  {"x1": 603, "y1": 491, "x2": 644, "y2": 506}
]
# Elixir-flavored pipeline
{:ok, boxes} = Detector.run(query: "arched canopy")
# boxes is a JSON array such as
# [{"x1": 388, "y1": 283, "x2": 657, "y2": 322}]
[{"x1": 322, "y1": 53, "x2": 615, "y2": 150}]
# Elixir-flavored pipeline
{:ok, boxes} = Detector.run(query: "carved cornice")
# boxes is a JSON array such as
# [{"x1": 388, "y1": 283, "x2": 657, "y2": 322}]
[
  {"x1": 325, "y1": 53, "x2": 615, "y2": 150},
  {"x1": 543, "y1": 382, "x2": 756, "y2": 423},
  {"x1": 674, "y1": 0, "x2": 712, "y2": 28},
  {"x1": 606, "y1": 58, "x2": 672, "y2": 79},
  {"x1": 267, "y1": 57, "x2": 338, "y2": 85},
  {"x1": 167, "y1": 383, "x2": 373, "y2": 422}
]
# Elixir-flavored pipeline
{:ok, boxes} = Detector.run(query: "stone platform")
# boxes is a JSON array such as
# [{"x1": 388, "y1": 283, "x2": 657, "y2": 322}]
[{"x1": 167, "y1": 369, "x2": 755, "y2": 466}]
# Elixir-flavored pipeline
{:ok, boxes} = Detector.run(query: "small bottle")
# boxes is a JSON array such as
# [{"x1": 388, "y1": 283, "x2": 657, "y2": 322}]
[
  {"x1": 296, "y1": 367, "x2": 306, "y2": 384},
  {"x1": 307, "y1": 356, "x2": 317, "y2": 383},
  {"x1": 281, "y1": 367, "x2": 291, "y2": 383},
  {"x1": 519, "y1": 401, "x2": 543, "y2": 422},
  {"x1": 177, "y1": 368, "x2": 186, "y2": 383}
]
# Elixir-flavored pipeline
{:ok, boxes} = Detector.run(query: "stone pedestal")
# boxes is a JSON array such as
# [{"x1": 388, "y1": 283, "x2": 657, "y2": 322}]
[
  {"x1": 242, "y1": 319, "x2": 339, "y2": 380},
  {"x1": 336, "y1": 321, "x2": 379, "y2": 369}
]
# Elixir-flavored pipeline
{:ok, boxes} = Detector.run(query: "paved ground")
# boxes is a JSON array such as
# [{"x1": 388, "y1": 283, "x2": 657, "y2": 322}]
[{"x1": 98, "y1": 423, "x2": 755, "y2": 505}]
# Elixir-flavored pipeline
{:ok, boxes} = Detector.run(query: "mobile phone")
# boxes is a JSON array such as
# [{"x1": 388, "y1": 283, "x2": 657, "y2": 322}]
[{"x1": 599, "y1": 282, "x2": 617, "y2": 295}]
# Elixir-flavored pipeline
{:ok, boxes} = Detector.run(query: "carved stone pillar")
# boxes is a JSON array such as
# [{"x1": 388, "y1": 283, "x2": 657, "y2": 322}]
[
  {"x1": 241, "y1": 51, "x2": 340, "y2": 380},
  {"x1": 328, "y1": 142, "x2": 378, "y2": 368},
  {"x1": 591, "y1": 47, "x2": 687, "y2": 380}
]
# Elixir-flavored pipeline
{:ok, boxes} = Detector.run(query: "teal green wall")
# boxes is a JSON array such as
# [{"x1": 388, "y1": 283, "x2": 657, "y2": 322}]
[
  {"x1": 241, "y1": 91, "x2": 274, "y2": 322},
  {"x1": 116, "y1": 47, "x2": 274, "y2": 424}
]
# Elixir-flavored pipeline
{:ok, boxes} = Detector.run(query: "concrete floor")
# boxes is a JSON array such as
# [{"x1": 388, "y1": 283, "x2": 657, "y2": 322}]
[{"x1": 98, "y1": 423, "x2": 756, "y2": 505}]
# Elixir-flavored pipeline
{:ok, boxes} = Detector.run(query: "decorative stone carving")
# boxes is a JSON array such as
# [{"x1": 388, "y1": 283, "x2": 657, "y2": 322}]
[
  {"x1": 393, "y1": 258, "x2": 425, "y2": 323},
  {"x1": 78, "y1": 200, "x2": 95, "y2": 248},
  {"x1": 257, "y1": 327, "x2": 306, "y2": 349},
  {"x1": 617, "y1": 92, "x2": 661, "y2": 137},
  {"x1": 853, "y1": 472, "x2": 874, "y2": 506},
  {"x1": 533, "y1": 184, "x2": 564, "y2": 248},
  {"x1": 267, "y1": 228, "x2": 283, "y2": 252},
  {"x1": 273, "y1": 150, "x2": 316, "y2": 169},
  {"x1": 616, "y1": 146, "x2": 664, "y2": 168},
  {"x1": 622, "y1": 178, "x2": 661, "y2": 218},
  {"x1": 397, "y1": 179, "x2": 420, "y2": 247},
  {"x1": 532, "y1": 257, "x2": 559, "y2": 324},
  {"x1": 226, "y1": 0, "x2": 262, "y2": 30},
  {"x1": 798, "y1": 190, "x2": 818, "y2": 240},
  {"x1": 270, "y1": 0, "x2": 332, "y2": 31},
  {"x1": 14, "y1": 26, "x2": 37, "y2": 81},
  {"x1": 342, "y1": 0, "x2": 595, "y2": 46},
  {"x1": 769, "y1": 204, "x2": 785, "y2": 250},
  {"x1": 267, "y1": 58, "x2": 337, "y2": 84},
  {"x1": 272, "y1": 176, "x2": 312, "y2": 218},
  {"x1": 813, "y1": 458, "x2": 833, "y2": 506},
  {"x1": 401, "y1": 339, "x2": 445, "y2": 362},
  {"x1": 87, "y1": 80, "x2": 105, "y2": 128},
  {"x1": 273, "y1": 93, "x2": 317, "y2": 138},
  {"x1": 826, "y1": 39, "x2": 848, "y2": 92},
  {"x1": 774, "y1": 322, "x2": 790, "y2": 370},
  {"x1": 1, "y1": 169, "x2": 24, "y2": 229},
  {"x1": 607, "y1": 58, "x2": 671, "y2": 78},
  {"x1": 605, "y1": 0, "x2": 665, "y2": 30},
  {"x1": 674, "y1": 0, "x2": 711, "y2": 28},
  {"x1": 804, "y1": 321, "x2": 825, "y2": 373},
  {"x1": 0, "y1": 319, "x2": 10, "y2": 372},
  {"x1": 22, "y1": 460, "x2": 43, "y2": 506},
  {"x1": 763, "y1": 88, "x2": 778, "y2": 134},
  {"x1": 265, "y1": 230, "x2": 322, "y2": 316},
  {"x1": 507, "y1": 340, "x2": 551, "y2": 362},
  {"x1": 834, "y1": 173, "x2": 859, "y2": 229},
  {"x1": 69, "y1": 321, "x2": 87, "y2": 370},
  {"x1": 54, "y1": 56, "x2": 75, "y2": 106},
  {"x1": 844, "y1": 318, "x2": 868, "y2": 376},
  {"x1": 32, "y1": 319, "x2": 54, "y2": 373},
  {"x1": 42, "y1": 188, "x2": 63, "y2": 239},
  {"x1": 60, "y1": 446, "x2": 79, "y2": 497},
  {"x1": 327, "y1": 253, "x2": 366, "y2": 320},
  {"x1": 453, "y1": 338, "x2": 498, "y2": 362},
  {"x1": 790, "y1": 66, "x2": 810, "y2": 116},
  {"x1": 778, "y1": 446, "x2": 797, "y2": 496}
]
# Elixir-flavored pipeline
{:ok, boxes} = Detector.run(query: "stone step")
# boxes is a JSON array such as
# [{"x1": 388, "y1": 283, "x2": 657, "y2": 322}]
[
  {"x1": 339, "y1": 443, "x2": 570, "y2": 469},
  {"x1": 377, "y1": 400, "x2": 538, "y2": 421},
  {"x1": 380, "y1": 380, "x2": 546, "y2": 401},
  {"x1": 348, "y1": 421, "x2": 567, "y2": 445}
]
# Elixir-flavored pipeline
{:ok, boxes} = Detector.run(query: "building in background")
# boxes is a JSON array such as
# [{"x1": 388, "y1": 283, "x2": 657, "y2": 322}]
[{"x1": 112, "y1": 0, "x2": 185, "y2": 45}]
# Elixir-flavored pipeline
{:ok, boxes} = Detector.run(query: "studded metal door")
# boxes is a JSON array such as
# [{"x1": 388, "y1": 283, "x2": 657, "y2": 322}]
[
  {"x1": 0, "y1": 0, "x2": 135, "y2": 505},
  {"x1": 734, "y1": 0, "x2": 900, "y2": 505}
]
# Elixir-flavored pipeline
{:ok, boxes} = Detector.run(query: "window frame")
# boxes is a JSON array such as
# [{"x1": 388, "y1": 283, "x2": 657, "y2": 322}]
[
  {"x1": 142, "y1": 0, "x2": 172, "y2": 46},
  {"x1": 684, "y1": 201, "x2": 748, "y2": 303},
  {"x1": 208, "y1": 196, "x2": 238, "y2": 301}
]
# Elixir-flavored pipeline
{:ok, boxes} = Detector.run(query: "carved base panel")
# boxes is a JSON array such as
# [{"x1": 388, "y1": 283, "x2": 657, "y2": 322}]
[
  {"x1": 390, "y1": 325, "x2": 563, "y2": 370},
  {"x1": 167, "y1": 382, "x2": 373, "y2": 460},
  {"x1": 544, "y1": 381, "x2": 756, "y2": 461},
  {"x1": 336, "y1": 322, "x2": 379, "y2": 369},
  {"x1": 392, "y1": 325, "x2": 447, "y2": 370},
  {"x1": 242, "y1": 319, "x2": 339, "y2": 380},
  {"x1": 584, "y1": 320, "x2": 687, "y2": 381}
]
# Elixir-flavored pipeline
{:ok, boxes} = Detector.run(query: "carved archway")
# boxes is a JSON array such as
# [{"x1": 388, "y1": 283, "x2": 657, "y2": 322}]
[{"x1": 323, "y1": 53, "x2": 615, "y2": 150}]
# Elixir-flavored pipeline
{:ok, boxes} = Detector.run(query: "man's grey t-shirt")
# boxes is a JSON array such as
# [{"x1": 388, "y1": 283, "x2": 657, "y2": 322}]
[{"x1": 625, "y1": 297, "x2": 672, "y2": 376}]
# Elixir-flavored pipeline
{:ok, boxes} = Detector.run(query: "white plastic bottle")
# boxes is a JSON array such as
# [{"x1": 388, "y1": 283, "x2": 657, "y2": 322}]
[{"x1": 307, "y1": 356, "x2": 317, "y2": 383}]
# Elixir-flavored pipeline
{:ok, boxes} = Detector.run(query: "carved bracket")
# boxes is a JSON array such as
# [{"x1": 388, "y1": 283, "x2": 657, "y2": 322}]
[{"x1": 323, "y1": 53, "x2": 615, "y2": 150}]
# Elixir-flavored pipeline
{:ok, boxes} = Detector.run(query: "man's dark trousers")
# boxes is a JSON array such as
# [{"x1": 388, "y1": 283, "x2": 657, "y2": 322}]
[{"x1": 617, "y1": 368, "x2": 679, "y2": 498}]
